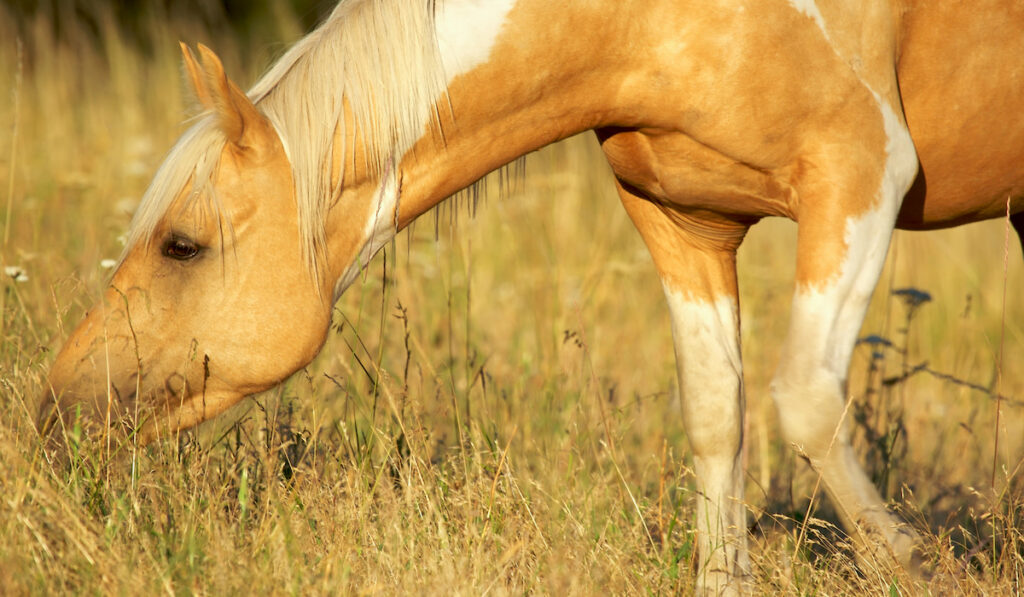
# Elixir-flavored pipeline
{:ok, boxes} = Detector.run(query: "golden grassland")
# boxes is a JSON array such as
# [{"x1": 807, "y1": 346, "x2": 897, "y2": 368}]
[{"x1": 1, "y1": 5, "x2": 1023, "y2": 594}]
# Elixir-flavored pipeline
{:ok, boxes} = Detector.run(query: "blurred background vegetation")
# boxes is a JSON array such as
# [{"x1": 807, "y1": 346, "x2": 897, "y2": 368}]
[{"x1": 4, "y1": 0, "x2": 331, "y2": 44}]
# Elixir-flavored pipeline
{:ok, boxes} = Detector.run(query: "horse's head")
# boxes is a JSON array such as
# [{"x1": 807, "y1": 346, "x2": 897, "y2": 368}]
[{"x1": 39, "y1": 46, "x2": 336, "y2": 445}]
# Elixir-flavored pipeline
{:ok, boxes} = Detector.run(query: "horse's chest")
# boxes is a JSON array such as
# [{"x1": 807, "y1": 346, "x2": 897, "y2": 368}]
[
  {"x1": 598, "y1": 130, "x2": 663, "y2": 196},
  {"x1": 597, "y1": 128, "x2": 795, "y2": 220}
]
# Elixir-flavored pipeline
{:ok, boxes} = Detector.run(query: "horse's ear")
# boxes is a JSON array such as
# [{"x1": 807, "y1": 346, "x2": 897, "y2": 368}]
[
  {"x1": 194, "y1": 43, "x2": 267, "y2": 150},
  {"x1": 180, "y1": 42, "x2": 214, "y2": 110}
]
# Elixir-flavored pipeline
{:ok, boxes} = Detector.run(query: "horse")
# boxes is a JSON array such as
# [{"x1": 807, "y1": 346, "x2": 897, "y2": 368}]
[{"x1": 38, "y1": 0, "x2": 1024, "y2": 593}]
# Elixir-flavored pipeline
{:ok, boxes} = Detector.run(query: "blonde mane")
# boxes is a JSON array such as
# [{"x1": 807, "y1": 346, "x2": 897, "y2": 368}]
[{"x1": 126, "y1": 0, "x2": 447, "y2": 278}]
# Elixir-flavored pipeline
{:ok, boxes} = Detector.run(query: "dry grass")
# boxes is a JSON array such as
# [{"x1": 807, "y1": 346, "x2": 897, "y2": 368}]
[{"x1": 2, "y1": 5, "x2": 1023, "y2": 594}]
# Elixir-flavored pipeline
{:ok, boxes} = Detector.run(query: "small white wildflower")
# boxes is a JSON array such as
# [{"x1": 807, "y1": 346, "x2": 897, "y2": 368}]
[
  {"x1": 4, "y1": 265, "x2": 28, "y2": 283},
  {"x1": 117, "y1": 232, "x2": 129, "y2": 246},
  {"x1": 125, "y1": 160, "x2": 148, "y2": 177},
  {"x1": 116, "y1": 197, "x2": 139, "y2": 215},
  {"x1": 100, "y1": 259, "x2": 117, "y2": 270},
  {"x1": 128, "y1": 135, "x2": 154, "y2": 157}
]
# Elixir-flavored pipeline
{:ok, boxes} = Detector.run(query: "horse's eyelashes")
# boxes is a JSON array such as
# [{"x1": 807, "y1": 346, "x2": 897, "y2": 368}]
[{"x1": 162, "y1": 236, "x2": 201, "y2": 261}]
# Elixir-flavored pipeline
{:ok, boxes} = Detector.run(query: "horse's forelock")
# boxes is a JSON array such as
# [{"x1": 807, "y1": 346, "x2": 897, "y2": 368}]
[{"x1": 122, "y1": 119, "x2": 227, "y2": 262}]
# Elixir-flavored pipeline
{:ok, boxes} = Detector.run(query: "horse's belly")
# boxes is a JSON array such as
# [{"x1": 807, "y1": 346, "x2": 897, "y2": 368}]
[{"x1": 897, "y1": 0, "x2": 1024, "y2": 229}]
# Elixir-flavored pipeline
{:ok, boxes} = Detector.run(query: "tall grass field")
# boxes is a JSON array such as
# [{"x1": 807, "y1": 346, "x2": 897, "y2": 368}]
[{"x1": 1, "y1": 3, "x2": 1022, "y2": 594}]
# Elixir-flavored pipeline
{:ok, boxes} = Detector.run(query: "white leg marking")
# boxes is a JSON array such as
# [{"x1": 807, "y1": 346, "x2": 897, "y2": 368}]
[
  {"x1": 772, "y1": 94, "x2": 919, "y2": 561},
  {"x1": 663, "y1": 285, "x2": 749, "y2": 593},
  {"x1": 774, "y1": 201, "x2": 895, "y2": 454},
  {"x1": 777, "y1": 92, "x2": 916, "y2": 435}
]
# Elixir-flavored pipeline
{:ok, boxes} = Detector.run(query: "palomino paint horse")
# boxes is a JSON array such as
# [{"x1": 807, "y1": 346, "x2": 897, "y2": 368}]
[{"x1": 40, "y1": 0, "x2": 1024, "y2": 593}]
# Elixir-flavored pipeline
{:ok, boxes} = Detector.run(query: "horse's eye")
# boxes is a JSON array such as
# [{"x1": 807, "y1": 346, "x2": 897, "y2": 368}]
[{"x1": 163, "y1": 237, "x2": 201, "y2": 261}]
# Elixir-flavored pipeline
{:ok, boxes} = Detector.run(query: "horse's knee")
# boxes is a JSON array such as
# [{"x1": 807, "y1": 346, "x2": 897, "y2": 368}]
[{"x1": 770, "y1": 367, "x2": 849, "y2": 459}]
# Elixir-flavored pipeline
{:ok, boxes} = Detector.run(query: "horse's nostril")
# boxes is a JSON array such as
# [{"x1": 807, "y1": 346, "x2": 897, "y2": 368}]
[{"x1": 164, "y1": 372, "x2": 187, "y2": 396}]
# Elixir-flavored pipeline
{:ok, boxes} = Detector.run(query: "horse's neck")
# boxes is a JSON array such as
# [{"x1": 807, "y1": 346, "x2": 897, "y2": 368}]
[
  {"x1": 395, "y1": 0, "x2": 626, "y2": 225},
  {"x1": 322, "y1": 0, "x2": 632, "y2": 294}
]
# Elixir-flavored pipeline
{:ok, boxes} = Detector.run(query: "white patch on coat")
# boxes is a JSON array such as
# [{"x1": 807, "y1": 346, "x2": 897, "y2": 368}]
[
  {"x1": 436, "y1": 0, "x2": 517, "y2": 82},
  {"x1": 872, "y1": 91, "x2": 919, "y2": 213},
  {"x1": 788, "y1": 0, "x2": 831, "y2": 42},
  {"x1": 334, "y1": 165, "x2": 401, "y2": 300}
]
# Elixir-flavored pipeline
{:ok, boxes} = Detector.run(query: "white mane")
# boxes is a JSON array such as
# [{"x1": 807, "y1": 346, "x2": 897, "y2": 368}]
[{"x1": 126, "y1": 0, "x2": 448, "y2": 278}]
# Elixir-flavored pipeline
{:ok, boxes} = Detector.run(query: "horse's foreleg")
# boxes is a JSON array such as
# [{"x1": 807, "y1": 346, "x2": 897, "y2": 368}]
[
  {"x1": 616, "y1": 181, "x2": 750, "y2": 595},
  {"x1": 771, "y1": 100, "x2": 921, "y2": 573}
]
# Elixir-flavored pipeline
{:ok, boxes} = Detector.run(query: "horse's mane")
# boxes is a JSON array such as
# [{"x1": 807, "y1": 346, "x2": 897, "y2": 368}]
[{"x1": 126, "y1": 0, "x2": 446, "y2": 278}]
